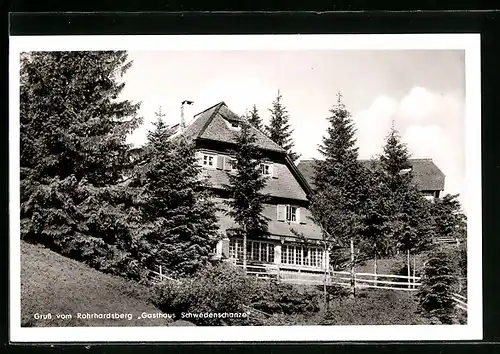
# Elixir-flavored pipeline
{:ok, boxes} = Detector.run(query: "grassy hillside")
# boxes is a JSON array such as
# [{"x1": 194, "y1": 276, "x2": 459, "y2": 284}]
[
  {"x1": 321, "y1": 288, "x2": 432, "y2": 325},
  {"x1": 21, "y1": 242, "x2": 174, "y2": 327}
]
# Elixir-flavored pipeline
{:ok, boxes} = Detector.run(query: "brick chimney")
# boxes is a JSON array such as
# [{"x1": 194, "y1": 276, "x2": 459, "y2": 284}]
[{"x1": 180, "y1": 100, "x2": 194, "y2": 132}]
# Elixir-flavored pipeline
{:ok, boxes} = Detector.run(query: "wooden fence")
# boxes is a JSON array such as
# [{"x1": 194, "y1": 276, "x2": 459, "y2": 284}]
[
  {"x1": 237, "y1": 263, "x2": 468, "y2": 312},
  {"x1": 452, "y1": 293, "x2": 468, "y2": 312},
  {"x1": 236, "y1": 263, "x2": 421, "y2": 291},
  {"x1": 149, "y1": 263, "x2": 467, "y2": 314}
]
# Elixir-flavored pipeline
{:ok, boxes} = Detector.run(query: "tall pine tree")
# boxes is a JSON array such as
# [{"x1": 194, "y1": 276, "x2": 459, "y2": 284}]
[
  {"x1": 265, "y1": 90, "x2": 300, "y2": 162},
  {"x1": 371, "y1": 125, "x2": 435, "y2": 277},
  {"x1": 224, "y1": 120, "x2": 269, "y2": 272},
  {"x1": 247, "y1": 104, "x2": 263, "y2": 131},
  {"x1": 418, "y1": 249, "x2": 458, "y2": 324},
  {"x1": 136, "y1": 110, "x2": 221, "y2": 277},
  {"x1": 20, "y1": 51, "x2": 143, "y2": 279},
  {"x1": 310, "y1": 93, "x2": 368, "y2": 294},
  {"x1": 379, "y1": 123, "x2": 413, "y2": 193},
  {"x1": 313, "y1": 93, "x2": 367, "y2": 209}
]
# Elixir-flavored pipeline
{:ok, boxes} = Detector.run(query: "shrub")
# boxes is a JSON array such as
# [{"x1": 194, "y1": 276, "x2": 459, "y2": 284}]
[
  {"x1": 250, "y1": 282, "x2": 322, "y2": 315},
  {"x1": 151, "y1": 263, "x2": 260, "y2": 325},
  {"x1": 320, "y1": 289, "x2": 431, "y2": 325},
  {"x1": 418, "y1": 248, "x2": 457, "y2": 324},
  {"x1": 151, "y1": 263, "x2": 326, "y2": 326}
]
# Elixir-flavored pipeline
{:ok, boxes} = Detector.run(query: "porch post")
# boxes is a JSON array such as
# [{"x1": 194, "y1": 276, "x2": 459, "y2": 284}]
[{"x1": 274, "y1": 242, "x2": 282, "y2": 282}]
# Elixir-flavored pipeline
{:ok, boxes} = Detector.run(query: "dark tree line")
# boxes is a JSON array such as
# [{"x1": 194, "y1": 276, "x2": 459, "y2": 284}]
[{"x1": 20, "y1": 52, "x2": 221, "y2": 280}]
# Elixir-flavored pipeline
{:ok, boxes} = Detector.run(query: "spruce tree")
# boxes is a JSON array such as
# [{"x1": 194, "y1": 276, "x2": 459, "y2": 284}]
[
  {"x1": 379, "y1": 123, "x2": 413, "y2": 193},
  {"x1": 431, "y1": 194, "x2": 467, "y2": 242},
  {"x1": 224, "y1": 120, "x2": 269, "y2": 272},
  {"x1": 20, "y1": 51, "x2": 143, "y2": 279},
  {"x1": 374, "y1": 125, "x2": 435, "y2": 276},
  {"x1": 265, "y1": 90, "x2": 300, "y2": 162},
  {"x1": 310, "y1": 92, "x2": 367, "y2": 294},
  {"x1": 313, "y1": 92, "x2": 366, "y2": 209},
  {"x1": 137, "y1": 110, "x2": 221, "y2": 277},
  {"x1": 247, "y1": 104, "x2": 263, "y2": 131},
  {"x1": 418, "y1": 249, "x2": 457, "y2": 324}
]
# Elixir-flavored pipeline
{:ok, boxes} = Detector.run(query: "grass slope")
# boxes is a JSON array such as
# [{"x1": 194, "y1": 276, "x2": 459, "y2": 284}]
[
  {"x1": 21, "y1": 242, "x2": 173, "y2": 327},
  {"x1": 321, "y1": 289, "x2": 432, "y2": 325}
]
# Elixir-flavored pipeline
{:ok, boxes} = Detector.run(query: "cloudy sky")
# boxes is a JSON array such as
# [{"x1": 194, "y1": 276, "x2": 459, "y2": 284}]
[{"x1": 121, "y1": 50, "x2": 465, "y2": 209}]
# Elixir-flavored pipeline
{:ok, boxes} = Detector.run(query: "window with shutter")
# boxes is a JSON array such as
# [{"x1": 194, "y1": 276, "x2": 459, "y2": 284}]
[
  {"x1": 277, "y1": 204, "x2": 286, "y2": 221},
  {"x1": 201, "y1": 152, "x2": 216, "y2": 168},
  {"x1": 216, "y1": 155, "x2": 224, "y2": 170}
]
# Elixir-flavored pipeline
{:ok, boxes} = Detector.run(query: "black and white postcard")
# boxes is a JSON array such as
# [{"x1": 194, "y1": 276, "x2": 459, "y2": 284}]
[{"x1": 9, "y1": 34, "x2": 482, "y2": 342}]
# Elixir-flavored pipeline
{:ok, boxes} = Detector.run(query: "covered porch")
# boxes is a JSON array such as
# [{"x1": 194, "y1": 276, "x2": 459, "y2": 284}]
[{"x1": 214, "y1": 236, "x2": 330, "y2": 283}]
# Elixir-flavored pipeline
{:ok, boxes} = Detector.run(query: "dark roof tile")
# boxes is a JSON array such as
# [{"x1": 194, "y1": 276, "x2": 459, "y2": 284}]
[{"x1": 298, "y1": 158, "x2": 446, "y2": 191}]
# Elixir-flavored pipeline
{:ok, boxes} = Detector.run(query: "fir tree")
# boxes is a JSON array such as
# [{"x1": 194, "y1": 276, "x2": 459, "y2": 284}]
[
  {"x1": 431, "y1": 194, "x2": 467, "y2": 242},
  {"x1": 224, "y1": 120, "x2": 269, "y2": 272},
  {"x1": 247, "y1": 104, "x2": 263, "y2": 131},
  {"x1": 418, "y1": 249, "x2": 457, "y2": 324},
  {"x1": 313, "y1": 92, "x2": 366, "y2": 209},
  {"x1": 372, "y1": 125, "x2": 435, "y2": 276},
  {"x1": 310, "y1": 93, "x2": 368, "y2": 295},
  {"x1": 265, "y1": 90, "x2": 300, "y2": 162},
  {"x1": 20, "y1": 51, "x2": 143, "y2": 279},
  {"x1": 137, "y1": 110, "x2": 221, "y2": 277},
  {"x1": 379, "y1": 123, "x2": 413, "y2": 193},
  {"x1": 311, "y1": 92, "x2": 368, "y2": 235}
]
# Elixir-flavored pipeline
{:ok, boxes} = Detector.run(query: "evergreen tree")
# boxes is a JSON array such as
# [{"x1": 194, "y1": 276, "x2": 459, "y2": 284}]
[
  {"x1": 265, "y1": 90, "x2": 300, "y2": 162},
  {"x1": 418, "y1": 249, "x2": 457, "y2": 324},
  {"x1": 137, "y1": 110, "x2": 221, "y2": 277},
  {"x1": 313, "y1": 93, "x2": 366, "y2": 209},
  {"x1": 371, "y1": 125, "x2": 434, "y2": 276},
  {"x1": 379, "y1": 123, "x2": 413, "y2": 193},
  {"x1": 247, "y1": 104, "x2": 263, "y2": 131},
  {"x1": 358, "y1": 164, "x2": 399, "y2": 274},
  {"x1": 310, "y1": 93, "x2": 368, "y2": 295},
  {"x1": 224, "y1": 120, "x2": 269, "y2": 272},
  {"x1": 20, "y1": 51, "x2": 143, "y2": 279},
  {"x1": 431, "y1": 194, "x2": 467, "y2": 242}
]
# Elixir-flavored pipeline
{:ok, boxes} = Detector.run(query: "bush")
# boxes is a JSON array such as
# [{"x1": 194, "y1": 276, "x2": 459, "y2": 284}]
[
  {"x1": 250, "y1": 282, "x2": 322, "y2": 315},
  {"x1": 418, "y1": 249, "x2": 458, "y2": 324},
  {"x1": 151, "y1": 263, "x2": 326, "y2": 326},
  {"x1": 320, "y1": 289, "x2": 432, "y2": 325},
  {"x1": 151, "y1": 262, "x2": 259, "y2": 325}
]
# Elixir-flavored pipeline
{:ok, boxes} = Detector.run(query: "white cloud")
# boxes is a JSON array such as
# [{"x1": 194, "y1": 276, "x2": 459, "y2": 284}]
[
  {"x1": 354, "y1": 95, "x2": 398, "y2": 159},
  {"x1": 353, "y1": 87, "x2": 465, "y2": 209}
]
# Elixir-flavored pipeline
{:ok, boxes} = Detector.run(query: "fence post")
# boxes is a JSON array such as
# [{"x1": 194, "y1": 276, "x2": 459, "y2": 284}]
[
  {"x1": 407, "y1": 250, "x2": 411, "y2": 289},
  {"x1": 412, "y1": 256, "x2": 416, "y2": 289},
  {"x1": 350, "y1": 238, "x2": 356, "y2": 298}
]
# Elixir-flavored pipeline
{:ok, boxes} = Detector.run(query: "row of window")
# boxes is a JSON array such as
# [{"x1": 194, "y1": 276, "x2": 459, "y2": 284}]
[
  {"x1": 229, "y1": 239, "x2": 275, "y2": 263},
  {"x1": 228, "y1": 239, "x2": 324, "y2": 268},
  {"x1": 199, "y1": 152, "x2": 273, "y2": 177},
  {"x1": 282, "y1": 244, "x2": 324, "y2": 268}
]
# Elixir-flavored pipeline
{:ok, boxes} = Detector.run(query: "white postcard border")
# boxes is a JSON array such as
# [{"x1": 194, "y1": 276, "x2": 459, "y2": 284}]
[{"x1": 9, "y1": 34, "x2": 482, "y2": 342}]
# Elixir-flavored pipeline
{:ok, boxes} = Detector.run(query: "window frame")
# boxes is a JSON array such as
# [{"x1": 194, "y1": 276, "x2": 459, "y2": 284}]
[
  {"x1": 260, "y1": 162, "x2": 273, "y2": 177},
  {"x1": 201, "y1": 152, "x2": 217, "y2": 168},
  {"x1": 278, "y1": 204, "x2": 300, "y2": 223}
]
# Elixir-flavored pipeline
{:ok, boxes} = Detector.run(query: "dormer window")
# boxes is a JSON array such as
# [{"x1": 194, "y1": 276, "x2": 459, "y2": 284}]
[
  {"x1": 224, "y1": 118, "x2": 242, "y2": 131},
  {"x1": 260, "y1": 162, "x2": 273, "y2": 177},
  {"x1": 202, "y1": 153, "x2": 216, "y2": 168}
]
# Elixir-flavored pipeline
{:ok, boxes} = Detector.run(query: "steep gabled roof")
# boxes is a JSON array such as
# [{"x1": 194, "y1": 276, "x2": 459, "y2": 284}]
[
  {"x1": 185, "y1": 102, "x2": 285, "y2": 153},
  {"x1": 297, "y1": 158, "x2": 446, "y2": 192},
  {"x1": 182, "y1": 102, "x2": 313, "y2": 199}
]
